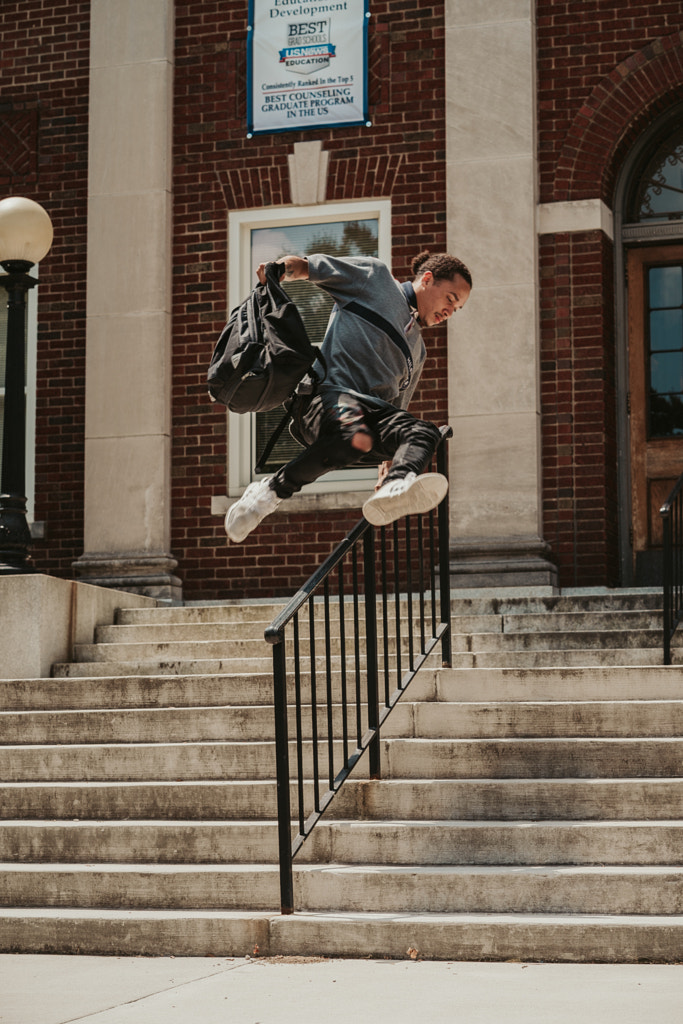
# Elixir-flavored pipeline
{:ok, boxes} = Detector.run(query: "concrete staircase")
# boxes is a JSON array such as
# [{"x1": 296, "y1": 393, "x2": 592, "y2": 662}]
[{"x1": 1, "y1": 590, "x2": 683, "y2": 961}]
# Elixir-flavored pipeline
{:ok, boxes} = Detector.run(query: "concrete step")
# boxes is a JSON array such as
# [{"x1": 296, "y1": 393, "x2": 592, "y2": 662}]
[
  {"x1": 449, "y1": 648, "x2": 674, "y2": 668},
  {"x1": 51, "y1": 657, "x2": 277, "y2": 677},
  {"x1": 0, "y1": 670, "x2": 437, "y2": 710},
  {"x1": 50, "y1": 653, "x2": 444, "y2": 679},
  {"x1": 4, "y1": 777, "x2": 683, "y2": 822},
  {"x1": 114, "y1": 591, "x2": 663, "y2": 626},
  {"x1": 501, "y1": 611, "x2": 661, "y2": 633},
  {"x1": 5, "y1": 729, "x2": 683, "y2": 782},
  {"x1": 2, "y1": 820, "x2": 682, "y2": 865},
  {"x1": 0, "y1": 906, "x2": 679, "y2": 961},
  {"x1": 466, "y1": 629, "x2": 663, "y2": 652},
  {"x1": 97, "y1": 613, "x2": 476, "y2": 645},
  {"x1": 3, "y1": 699, "x2": 683, "y2": 745},
  {"x1": 433, "y1": 666, "x2": 683, "y2": 701},
  {"x1": 396, "y1": 700, "x2": 683, "y2": 739},
  {"x1": 384, "y1": 737, "x2": 683, "y2": 779},
  {"x1": 446, "y1": 592, "x2": 662, "y2": 615},
  {"x1": 0, "y1": 741, "x2": 280, "y2": 781},
  {"x1": 72, "y1": 634, "x2": 444, "y2": 664},
  {"x1": 3, "y1": 735, "x2": 682, "y2": 782},
  {"x1": 0, "y1": 674, "x2": 277, "y2": 711},
  {"x1": 106, "y1": 612, "x2": 663, "y2": 642},
  {"x1": 118, "y1": 603, "x2": 287, "y2": 625},
  {"x1": 3, "y1": 863, "x2": 683, "y2": 915},
  {"x1": 5, "y1": 666, "x2": 679, "y2": 710}
]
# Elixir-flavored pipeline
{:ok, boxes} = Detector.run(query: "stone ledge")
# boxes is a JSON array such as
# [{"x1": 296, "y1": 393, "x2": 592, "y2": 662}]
[{"x1": 0, "y1": 574, "x2": 157, "y2": 679}]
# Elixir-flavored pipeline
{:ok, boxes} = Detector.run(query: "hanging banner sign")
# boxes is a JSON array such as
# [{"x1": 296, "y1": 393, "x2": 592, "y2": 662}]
[{"x1": 247, "y1": 0, "x2": 369, "y2": 136}]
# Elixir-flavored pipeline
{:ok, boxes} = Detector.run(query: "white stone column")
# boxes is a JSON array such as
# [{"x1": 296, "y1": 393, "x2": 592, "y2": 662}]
[
  {"x1": 74, "y1": 0, "x2": 181, "y2": 600},
  {"x1": 444, "y1": 0, "x2": 556, "y2": 588}
]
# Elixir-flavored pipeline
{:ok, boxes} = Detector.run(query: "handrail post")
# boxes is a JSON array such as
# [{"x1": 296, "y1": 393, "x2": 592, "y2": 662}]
[
  {"x1": 272, "y1": 638, "x2": 294, "y2": 913},
  {"x1": 662, "y1": 506, "x2": 672, "y2": 666},
  {"x1": 437, "y1": 428, "x2": 452, "y2": 667},
  {"x1": 363, "y1": 526, "x2": 381, "y2": 779}
]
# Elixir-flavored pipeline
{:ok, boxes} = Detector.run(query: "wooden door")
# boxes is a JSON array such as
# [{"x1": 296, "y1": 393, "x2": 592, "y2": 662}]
[{"x1": 628, "y1": 244, "x2": 683, "y2": 583}]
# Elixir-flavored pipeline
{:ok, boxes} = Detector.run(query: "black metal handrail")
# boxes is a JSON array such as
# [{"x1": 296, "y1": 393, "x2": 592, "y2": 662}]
[
  {"x1": 265, "y1": 426, "x2": 453, "y2": 913},
  {"x1": 661, "y1": 471, "x2": 683, "y2": 664}
]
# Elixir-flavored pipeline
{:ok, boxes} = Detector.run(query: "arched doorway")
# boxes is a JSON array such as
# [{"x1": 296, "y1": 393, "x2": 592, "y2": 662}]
[{"x1": 617, "y1": 107, "x2": 683, "y2": 584}]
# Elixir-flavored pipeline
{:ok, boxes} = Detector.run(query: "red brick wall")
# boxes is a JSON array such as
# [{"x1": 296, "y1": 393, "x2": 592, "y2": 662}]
[
  {"x1": 172, "y1": 1, "x2": 450, "y2": 599},
  {"x1": 0, "y1": 1, "x2": 90, "y2": 577},
  {"x1": 537, "y1": 3, "x2": 683, "y2": 586},
  {"x1": 539, "y1": 230, "x2": 618, "y2": 586},
  {"x1": 537, "y1": 7, "x2": 683, "y2": 205}
]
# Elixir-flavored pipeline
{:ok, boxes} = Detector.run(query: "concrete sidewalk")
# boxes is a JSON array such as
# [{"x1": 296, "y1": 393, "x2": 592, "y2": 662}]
[{"x1": 1, "y1": 955, "x2": 682, "y2": 1024}]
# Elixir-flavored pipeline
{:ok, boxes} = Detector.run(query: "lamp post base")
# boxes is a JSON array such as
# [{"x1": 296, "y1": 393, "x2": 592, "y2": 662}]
[{"x1": 0, "y1": 492, "x2": 33, "y2": 575}]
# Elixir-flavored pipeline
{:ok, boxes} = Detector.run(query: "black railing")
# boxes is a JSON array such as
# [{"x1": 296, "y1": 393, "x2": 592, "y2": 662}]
[
  {"x1": 661, "y1": 471, "x2": 683, "y2": 664},
  {"x1": 265, "y1": 427, "x2": 453, "y2": 913}
]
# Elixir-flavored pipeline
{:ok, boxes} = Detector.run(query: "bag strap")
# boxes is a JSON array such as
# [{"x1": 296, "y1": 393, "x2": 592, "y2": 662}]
[
  {"x1": 254, "y1": 406, "x2": 291, "y2": 474},
  {"x1": 344, "y1": 300, "x2": 414, "y2": 390}
]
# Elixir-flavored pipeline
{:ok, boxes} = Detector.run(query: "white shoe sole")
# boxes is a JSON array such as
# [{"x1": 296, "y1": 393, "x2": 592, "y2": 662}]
[{"x1": 362, "y1": 472, "x2": 448, "y2": 527}]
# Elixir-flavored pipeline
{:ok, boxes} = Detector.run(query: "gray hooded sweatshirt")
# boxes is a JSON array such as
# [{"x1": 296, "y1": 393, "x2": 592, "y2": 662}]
[{"x1": 306, "y1": 254, "x2": 426, "y2": 411}]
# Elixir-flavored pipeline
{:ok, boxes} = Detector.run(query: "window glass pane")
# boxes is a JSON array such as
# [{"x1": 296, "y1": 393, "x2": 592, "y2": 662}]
[
  {"x1": 649, "y1": 265, "x2": 683, "y2": 308},
  {"x1": 250, "y1": 218, "x2": 379, "y2": 473},
  {"x1": 650, "y1": 351, "x2": 683, "y2": 395},
  {"x1": 650, "y1": 394, "x2": 683, "y2": 438},
  {"x1": 633, "y1": 127, "x2": 683, "y2": 223},
  {"x1": 650, "y1": 309, "x2": 683, "y2": 351}
]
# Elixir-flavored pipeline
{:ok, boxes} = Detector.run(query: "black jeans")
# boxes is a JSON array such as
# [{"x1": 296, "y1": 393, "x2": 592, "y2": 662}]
[{"x1": 271, "y1": 391, "x2": 442, "y2": 500}]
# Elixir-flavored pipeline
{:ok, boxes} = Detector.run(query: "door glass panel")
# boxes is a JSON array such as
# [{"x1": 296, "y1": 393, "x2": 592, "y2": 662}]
[
  {"x1": 650, "y1": 394, "x2": 683, "y2": 437},
  {"x1": 650, "y1": 351, "x2": 683, "y2": 394},
  {"x1": 650, "y1": 264, "x2": 682, "y2": 308},
  {"x1": 647, "y1": 264, "x2": 683, "y2": 437},
  {"x1": 650, "y1": 309, "x2": 683, "y2": 351}
]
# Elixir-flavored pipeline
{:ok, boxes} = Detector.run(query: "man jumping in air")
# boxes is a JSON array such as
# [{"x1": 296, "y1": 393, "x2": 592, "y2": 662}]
[{"x1": 225, "y1": 250, "x2": 472, "y2": 543}]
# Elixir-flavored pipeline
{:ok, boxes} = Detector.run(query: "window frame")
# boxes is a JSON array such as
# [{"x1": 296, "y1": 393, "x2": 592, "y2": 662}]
[{"x1": 227, "y1": 199, "x2": 392, "y2": 496}]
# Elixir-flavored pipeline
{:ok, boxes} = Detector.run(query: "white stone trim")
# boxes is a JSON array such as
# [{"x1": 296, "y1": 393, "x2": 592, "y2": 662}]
[
  {"x1": 288, "y1": 140, "x2": 329, "y2": 205},
  {"x1": 537, "y1": 199, "x2": 614, "y2": 240}
]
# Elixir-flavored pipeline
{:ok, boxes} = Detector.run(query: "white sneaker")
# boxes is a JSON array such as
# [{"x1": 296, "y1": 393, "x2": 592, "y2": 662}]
[
  {"x1": 225, "y1": 477, "x2": 281, "y2": 543},
  {"x1": 362, "y1": 471, "x2": 448, "y2": 527}
]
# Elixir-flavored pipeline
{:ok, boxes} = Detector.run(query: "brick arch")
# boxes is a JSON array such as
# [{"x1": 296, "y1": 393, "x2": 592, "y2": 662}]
[{"x1": 553, "y1": 30, "x2": 683, "y2": 204}]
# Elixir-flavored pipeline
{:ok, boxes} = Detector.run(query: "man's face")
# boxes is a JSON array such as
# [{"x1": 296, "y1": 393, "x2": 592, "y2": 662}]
[{"x1": 415, "y1": 271, "x2": 471, "y2": 327}]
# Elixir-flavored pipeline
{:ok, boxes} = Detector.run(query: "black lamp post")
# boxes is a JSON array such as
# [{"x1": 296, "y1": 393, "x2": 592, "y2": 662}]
[{"x1": 0, "y1": 197, "x2": 53, "y2": 575}]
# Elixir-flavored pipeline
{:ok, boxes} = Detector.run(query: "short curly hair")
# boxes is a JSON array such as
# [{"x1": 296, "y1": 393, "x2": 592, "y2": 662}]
[{"x1": 411, "y1": 250, "x2": 472, "y2": 288}]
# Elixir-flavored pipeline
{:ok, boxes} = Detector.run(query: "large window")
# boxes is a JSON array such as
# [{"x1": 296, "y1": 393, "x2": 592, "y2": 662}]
[
  {"x1": 227, "y1": 200, "x2": 391, "y2": 495},
  {"x1": 0, "y1": 273, "x2": 37, "y2": 521}
]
